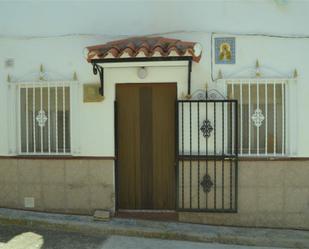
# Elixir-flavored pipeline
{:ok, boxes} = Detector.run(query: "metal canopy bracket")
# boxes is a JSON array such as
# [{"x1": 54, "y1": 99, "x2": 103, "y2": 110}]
[
  {"x1": 90, "y1": 56, "x2": 193, "y2": 97},
  {"x1": 92, "y1": 63, "x2": 104, "y2": 96}
]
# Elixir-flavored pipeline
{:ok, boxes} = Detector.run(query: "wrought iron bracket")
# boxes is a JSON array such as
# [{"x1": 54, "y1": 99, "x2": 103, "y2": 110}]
[
  {"x1": 92, "y1": 63, "x2": 104, "y2": 96},
  {"x1": 90, "y1": 56, "x2": 193, "y2": 97}
]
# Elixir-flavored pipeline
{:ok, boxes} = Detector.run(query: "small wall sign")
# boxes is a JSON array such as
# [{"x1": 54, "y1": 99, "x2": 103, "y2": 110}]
[
  {"x1": 215, "y1": 37, "x2": 235, "y2": 64},
  {"x1": 83, "y1": 83, "x2": 104, "y2": 103}
]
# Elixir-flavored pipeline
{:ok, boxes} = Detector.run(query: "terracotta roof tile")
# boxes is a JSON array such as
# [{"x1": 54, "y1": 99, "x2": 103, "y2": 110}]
[{"x1": 86, "y1": 36, "x2": 202, "y2": 62}]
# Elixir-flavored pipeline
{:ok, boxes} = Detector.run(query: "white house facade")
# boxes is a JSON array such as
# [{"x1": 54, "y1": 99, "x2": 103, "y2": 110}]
[{"x1": 0, "y1": 1, "x2": 309, "y2": 230}]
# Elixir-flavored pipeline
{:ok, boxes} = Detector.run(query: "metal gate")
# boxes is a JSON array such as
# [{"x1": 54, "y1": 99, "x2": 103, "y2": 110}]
[{"x1": 176, "y1": 98, "x2": 238, "y2": 212}]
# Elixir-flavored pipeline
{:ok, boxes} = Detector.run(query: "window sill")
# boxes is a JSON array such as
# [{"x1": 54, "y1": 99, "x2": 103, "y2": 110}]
[
  {"x1": 0, "y1": 155, "x2": 116, "y2": 160},
  {"x1": 239, "y1": 156, "x2": 309, "y2": 161}
]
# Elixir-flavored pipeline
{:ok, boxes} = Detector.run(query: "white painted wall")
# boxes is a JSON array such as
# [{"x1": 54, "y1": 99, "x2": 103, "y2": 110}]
[
  {"x1": 0, "y1": 35, "x2": 192, "y2": 156},
  {"x1": 1, "y1": 1, "x2": 309, "y2": 37},
  {"x1": 0, "y1": 36, "x2": 101, "y2": 156},
  {"x1": 0, "y1": 31, "x2": 308, "y2": 157},
  {"x1": 212, "y1": 34, "x2": 303, "y2": 156}
]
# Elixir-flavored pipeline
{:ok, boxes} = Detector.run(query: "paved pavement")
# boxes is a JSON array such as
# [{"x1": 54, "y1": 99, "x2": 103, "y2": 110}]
[
  {"x1": 0, "y1": 224, "x2": 286, "y2": 249},
  {"x1": 0, "y1": 208, "x2": 308, "y2": 248}
]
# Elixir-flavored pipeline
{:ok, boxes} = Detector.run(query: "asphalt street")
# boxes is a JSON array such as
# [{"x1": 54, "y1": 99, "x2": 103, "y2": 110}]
[{"x1": 0, "y1": 224, "x2": 287, "y2": 249}]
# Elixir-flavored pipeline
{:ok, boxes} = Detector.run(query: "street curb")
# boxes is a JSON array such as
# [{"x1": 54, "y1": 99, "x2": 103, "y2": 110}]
[{"x1": 0, "y1": 208, "x2": 308, "y2": 248}]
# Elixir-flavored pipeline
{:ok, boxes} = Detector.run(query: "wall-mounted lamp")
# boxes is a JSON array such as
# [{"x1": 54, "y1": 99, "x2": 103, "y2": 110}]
[{"x1": 137, "y1": 67, "x2": 147, "y2": 79}]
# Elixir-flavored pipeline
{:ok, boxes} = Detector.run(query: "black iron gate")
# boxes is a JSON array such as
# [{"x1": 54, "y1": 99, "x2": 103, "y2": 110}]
[{"x1": 176, "y1": 99, "x2": 238, "y2": 212}]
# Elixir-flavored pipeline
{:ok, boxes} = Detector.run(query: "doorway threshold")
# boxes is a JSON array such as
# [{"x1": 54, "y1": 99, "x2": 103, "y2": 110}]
[{"x1": 116, "y1": 209, "x2": 179, "y2": 221}]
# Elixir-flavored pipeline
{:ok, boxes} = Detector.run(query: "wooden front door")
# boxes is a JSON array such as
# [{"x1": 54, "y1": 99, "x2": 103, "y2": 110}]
[{"x1": 116, "y1": 83, "x2": 176, "y2": 210}]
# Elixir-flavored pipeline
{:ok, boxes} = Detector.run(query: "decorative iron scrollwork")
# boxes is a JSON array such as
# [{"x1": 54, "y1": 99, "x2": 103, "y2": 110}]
[
  {"x1": 92, "y1": 63, "x2": 104, "y2": 96},
  {"x1": 207, "y1": 89, "x2": 226, "y2": 100},
  {"x1": 191, "y1": 89, "x2": 207, "y2": 100},
  {"x1": 251, "y1": 108, "x2": 265, "y2": 127},
  {"x1": 200, "y1": 119, "x2": 213, "y2": 138},
  {"x1": 201, "y1": 174, "x2": 213, "y2": 193},
  {"x1": 36, "y1": 110, "x2": 48, "y2": 128},
  {"x1": 191, "y1": 89, "x2": 226, "y2": 100}
]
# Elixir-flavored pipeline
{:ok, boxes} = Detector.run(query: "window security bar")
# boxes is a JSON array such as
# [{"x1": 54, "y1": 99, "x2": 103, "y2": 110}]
[
  {"x1": 226, "y1": 79, "x2": 287, "y2": 156},
  {"x1": 18, "y1": 82, "x2": 71, "y2": 155}
]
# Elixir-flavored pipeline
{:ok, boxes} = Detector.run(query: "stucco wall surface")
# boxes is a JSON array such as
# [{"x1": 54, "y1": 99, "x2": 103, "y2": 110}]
[
  {"x1": 0, "y1": 32, "x2": 307, "y2": 157},
  {"x1": 0, "y1": 159, "x2": 115, "y2": 215},
  {"x1": 1, "y1": 1, "x2": 309, "y2": 37},
  {"x1": 179, "y1": 160, "x2": 309, "y2": 230}
]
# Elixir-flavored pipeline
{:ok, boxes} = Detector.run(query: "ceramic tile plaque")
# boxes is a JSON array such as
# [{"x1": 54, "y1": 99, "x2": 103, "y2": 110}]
[
  {"x1": 83, "y1": 83, "x2": 104, "y2": 103},
  {"x1": 215, "y1": 37, "x2": 236, "y2": 64}
]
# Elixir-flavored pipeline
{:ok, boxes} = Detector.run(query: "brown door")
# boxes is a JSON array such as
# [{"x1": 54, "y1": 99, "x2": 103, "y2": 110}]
[{"x1": 116, "y1": 83, "x2": 176, "y2": 210}]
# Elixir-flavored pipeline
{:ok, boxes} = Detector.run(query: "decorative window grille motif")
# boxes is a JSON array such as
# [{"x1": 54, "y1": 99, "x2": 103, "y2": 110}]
[
  {"x1": 251, "y1": 108, "x2": 264, "y2": 128},
  {"x1": 19, "y1": 84, "x2": 71, "y2": 154},
  {"x1": 227, "y1": 79, "x2": 287, "y2": 156},
  {"x1": 200, "y1": 119, "x2": 213, "y2": 138}
]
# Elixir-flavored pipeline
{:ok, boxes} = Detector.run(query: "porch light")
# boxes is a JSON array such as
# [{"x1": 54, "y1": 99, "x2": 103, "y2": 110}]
[
  {"x1": 137, "y1": 67, "x2": 147, "y2": 79},
  {"x1": 193, "y1": 43, "x2": 202, "y2": 57}
]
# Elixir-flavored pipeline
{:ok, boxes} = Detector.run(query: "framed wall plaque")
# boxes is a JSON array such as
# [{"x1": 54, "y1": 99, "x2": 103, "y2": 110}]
[
  {"x1": 83, "y1": 83, "x2": 104, "y2": 103},
  {"x1": 215, "y1": 37, "x2": 236, "y2": 64}
]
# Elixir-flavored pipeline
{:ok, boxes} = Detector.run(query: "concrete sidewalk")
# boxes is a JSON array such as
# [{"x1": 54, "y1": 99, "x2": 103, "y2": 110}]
[{"x1": 0, "y1": 208, "x2": 308, "y2": 248}]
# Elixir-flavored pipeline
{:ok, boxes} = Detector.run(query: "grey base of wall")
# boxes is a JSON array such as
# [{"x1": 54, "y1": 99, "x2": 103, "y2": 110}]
[
  {"x1": 0, "y1": 208, "x2": 308, "y2": 249},
  {"x1": 179, "y1": 160, "x2": 309, "y2": 230},
  {"x1": 0, "y1": 158, "x2": 309, "y2": 229},
  {"x1": 0, "y1": 158, "x2": 115, "y2": 215}
]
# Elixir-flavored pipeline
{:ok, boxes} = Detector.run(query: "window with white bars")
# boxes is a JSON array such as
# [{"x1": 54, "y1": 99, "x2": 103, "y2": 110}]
[
  {"x1": 18, "y1": 83, "x2": 71, "y2": 155},
  {"x1": 227, "y1": 79, "x2": 287, "y2": 156}
]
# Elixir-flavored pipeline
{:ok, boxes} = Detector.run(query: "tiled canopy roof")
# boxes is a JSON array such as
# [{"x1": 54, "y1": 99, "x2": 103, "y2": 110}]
[{"x1": 86, "y1": 36, "x2": 202, "y2": 62}]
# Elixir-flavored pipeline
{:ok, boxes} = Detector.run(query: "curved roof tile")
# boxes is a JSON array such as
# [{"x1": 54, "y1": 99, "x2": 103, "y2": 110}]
[{"x1": 86, "y1": 36, "x2": 202, "y2": 62}]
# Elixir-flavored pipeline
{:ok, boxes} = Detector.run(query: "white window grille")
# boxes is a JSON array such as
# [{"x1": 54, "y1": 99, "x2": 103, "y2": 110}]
[
  {"x1": 18, "y1": 82, "x2": 71, "y2": 155},
  {"x1": 226, "y1": 79, "x2": 287, "y2": 156}
]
